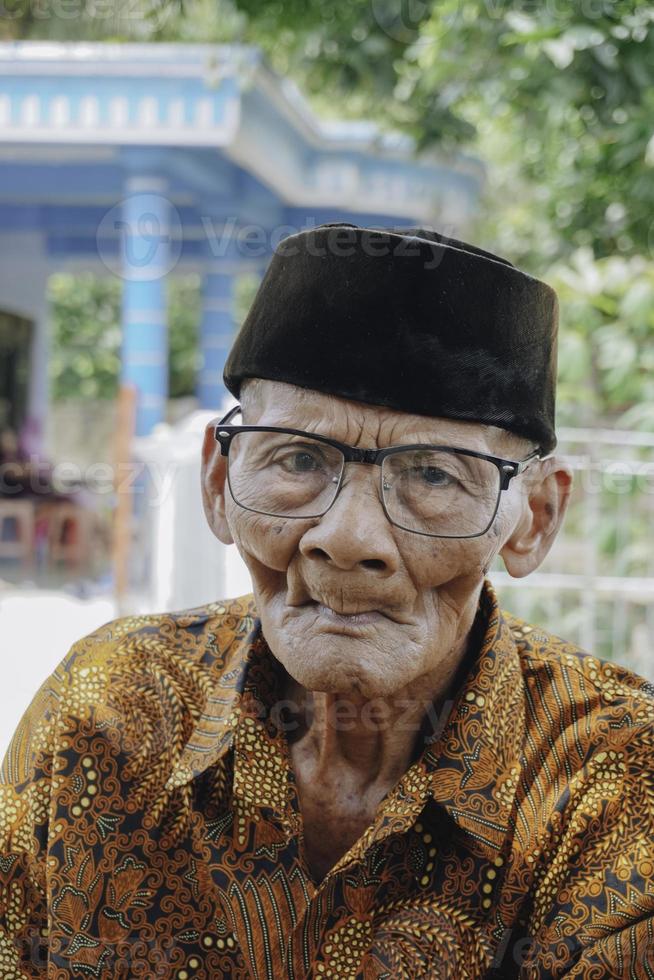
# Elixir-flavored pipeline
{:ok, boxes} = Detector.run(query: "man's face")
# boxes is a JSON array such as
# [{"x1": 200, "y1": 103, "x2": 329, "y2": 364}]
[{"x1": 203, "y1": 380, "x2": 570, "y2": 701}]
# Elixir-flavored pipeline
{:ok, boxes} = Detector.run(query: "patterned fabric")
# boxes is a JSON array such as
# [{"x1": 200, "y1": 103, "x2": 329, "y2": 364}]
[{"x1": 1, "y1": 578, "x2": 654, "y2": 979}]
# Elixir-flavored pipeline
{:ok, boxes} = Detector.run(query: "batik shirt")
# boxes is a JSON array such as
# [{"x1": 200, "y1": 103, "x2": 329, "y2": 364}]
[{"x1": 1, "y1": 578, "x2": 654, "y2": 979}]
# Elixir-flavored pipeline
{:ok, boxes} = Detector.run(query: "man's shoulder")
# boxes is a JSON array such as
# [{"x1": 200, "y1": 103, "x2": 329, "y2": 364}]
[
  {"x1": 64, "y1": 593, "x2": 257, "y2": 664},
  {"x1": 497, "y1": 608, "x2": 654, "y2": 818},
  {"x1": 50, "y1": 593, "x2": 260, "y2": 714},
  {"x1": 501, "y1": 606, "x2": 654, "y2": 724},
  {"x1": 2, "y1": 595, "x2": 260, "y2": 822},
  {"x1": 1, "y1": 595, "x2": 258, "y2": 775}
]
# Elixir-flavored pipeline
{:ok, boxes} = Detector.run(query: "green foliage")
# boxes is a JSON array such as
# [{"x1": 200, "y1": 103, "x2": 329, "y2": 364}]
[
  {"x1": 230, "y1": 0, "x2": 654, "y2": 264},
  {"x1": 48, "y1": 274, "x2": 121, "y2": 400},
  {"x1": 167, "y1": 274, "x2": 201, "y2": 399},
  {"x1": 49, "y1": 273, "x2": 204, "y2": 402},
  {"x1": 409, "y1": 2, "x2": 654, "y2": 263},
  {"x1": 548, "y1": 251, "x2": 654, "y2": 429}
]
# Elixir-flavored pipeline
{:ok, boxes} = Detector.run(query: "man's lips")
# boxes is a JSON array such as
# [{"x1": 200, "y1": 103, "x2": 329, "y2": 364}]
[
  {"x1": 315, "y1": 604, "x2": 385, "y2": 625},
  {"x1": 296, "y1": 599, "x2": 389, "y2": 626}
]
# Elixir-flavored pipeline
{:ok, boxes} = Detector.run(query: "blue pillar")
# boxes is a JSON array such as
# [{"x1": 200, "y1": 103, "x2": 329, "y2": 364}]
[
  {"x1": 119, "y1": 174, "x2": 171, "y2": 436},
  {"x1": 197, "y1": 254, "x2": 241, "y2": 411}
]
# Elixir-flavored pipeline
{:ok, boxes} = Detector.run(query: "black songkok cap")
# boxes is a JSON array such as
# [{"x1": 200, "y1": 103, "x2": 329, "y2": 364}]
[{"x1": 223, "y1": 223, "x2": 559, "y2": 453}]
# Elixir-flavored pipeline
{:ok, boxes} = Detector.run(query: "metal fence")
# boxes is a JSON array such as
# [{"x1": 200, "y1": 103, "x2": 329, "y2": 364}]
[{"x1": 492, "y1": 427, "x2": 654, "y2": 680}]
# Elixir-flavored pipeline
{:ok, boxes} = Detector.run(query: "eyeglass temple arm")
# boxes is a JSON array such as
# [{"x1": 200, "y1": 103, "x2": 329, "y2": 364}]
[
  {"x1": 217, "y1": 403, "x2": 242, "y2": 425},
  {"x1": 514, "y1": 449, "x2": 553, "y2": 474}
]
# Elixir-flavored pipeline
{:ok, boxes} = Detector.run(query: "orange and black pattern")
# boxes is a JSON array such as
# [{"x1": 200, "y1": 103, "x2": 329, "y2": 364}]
[{"x1": 1, "y1": 578, "x2": 654, "y2": 978}]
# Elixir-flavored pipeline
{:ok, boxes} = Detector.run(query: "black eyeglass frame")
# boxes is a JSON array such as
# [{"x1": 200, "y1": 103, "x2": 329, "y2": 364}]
[{"x1": 210, "y1": 404, "x2": 551, "y2": 539}]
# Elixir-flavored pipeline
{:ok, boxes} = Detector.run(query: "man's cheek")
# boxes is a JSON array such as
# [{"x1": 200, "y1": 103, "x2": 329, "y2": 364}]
[
  {"x1": 230, "y1": 520, "x2": 302, "y2": 576},
  {"x1": 409, "y1": 540, "x2": 467, "y2": 586},
  {"x1": 421, "y1": 560, "x2": 495, "y2": 614}
]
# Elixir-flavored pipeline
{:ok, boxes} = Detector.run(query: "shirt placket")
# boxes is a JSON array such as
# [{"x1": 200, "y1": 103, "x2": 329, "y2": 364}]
[
  {"x1": 214, "y1": 690, "x2": 318, "y2": 980},
  {"x1": 283, "y1": 752, "x2": 434, "y2": 979}
]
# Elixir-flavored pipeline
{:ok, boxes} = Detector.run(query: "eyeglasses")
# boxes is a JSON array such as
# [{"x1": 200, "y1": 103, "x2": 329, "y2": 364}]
[{"x1": 210, "y1": 404, "x2": 550, "y2": 539}]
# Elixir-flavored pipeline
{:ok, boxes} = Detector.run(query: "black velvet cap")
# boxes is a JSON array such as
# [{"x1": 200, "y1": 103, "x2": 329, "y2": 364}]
[{"x1": 223, "y1": 223, "x2": 559, "y2": 452}]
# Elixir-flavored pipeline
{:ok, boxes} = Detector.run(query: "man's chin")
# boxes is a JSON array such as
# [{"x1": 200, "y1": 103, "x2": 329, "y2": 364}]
[{"x1": 277, "y1": 652, "x2": 401, "y2": 702}]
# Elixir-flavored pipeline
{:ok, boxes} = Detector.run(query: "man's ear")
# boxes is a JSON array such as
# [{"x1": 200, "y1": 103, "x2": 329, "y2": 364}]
[
  {"x1": 500, "y1": 457, "x2": 573, "y2": 578},
  {"x1": 201, "y1": 426, "x2": 234, "y2": 545}
]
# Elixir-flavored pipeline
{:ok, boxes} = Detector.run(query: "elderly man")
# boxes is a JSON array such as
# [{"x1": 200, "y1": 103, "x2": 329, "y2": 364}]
[{"x1": 1, "y1": 225, "x2": 653, "y2": 979}]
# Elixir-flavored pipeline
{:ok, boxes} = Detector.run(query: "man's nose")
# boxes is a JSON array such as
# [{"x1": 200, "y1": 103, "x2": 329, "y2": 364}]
[{"x1": 298, "y1": 463, "x2": 400, "y2": 572}]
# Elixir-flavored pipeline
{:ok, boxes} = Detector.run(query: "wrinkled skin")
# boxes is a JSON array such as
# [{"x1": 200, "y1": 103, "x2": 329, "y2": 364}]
[{"x1": 202, "y1": 379, "x2": 573, "y2": 881}]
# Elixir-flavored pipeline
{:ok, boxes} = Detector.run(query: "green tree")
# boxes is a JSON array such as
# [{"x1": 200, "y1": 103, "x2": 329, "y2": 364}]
[
  {"x1": 549, "y1": 251, "x2": 654, "y2": 430},
  {"x1": 167, "y1": 274, "x2": 201, "y2": 399},
  {"x1": 226, "y1": 0, "x2": 654, "y2": 264},
  {"x1": 49, "y1": 273, "x2": 203, "y2": 402},
  {"x1": 48, "y1": 269, "x2": 261, "y2": 404},
  {"x1": 48, "y1": 274, "x2": 122, "y2": 401}
]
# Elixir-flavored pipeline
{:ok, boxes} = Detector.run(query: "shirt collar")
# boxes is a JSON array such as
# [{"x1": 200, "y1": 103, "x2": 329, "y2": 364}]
[
  {"x1": 165, "y1": 601, "x2": 260, "y2": 793},
  {"x1": 420, "y1": 577, "x2": 526, "y2": 857},
  {"x1": 165, "y1": 580, "x2": 526, "y2": 860}
]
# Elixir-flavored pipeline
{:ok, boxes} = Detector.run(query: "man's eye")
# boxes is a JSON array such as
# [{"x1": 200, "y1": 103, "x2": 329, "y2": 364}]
[
  {"x1": 280, "y1": 451, "x2": 321, "y2": 472},
  {"x1": 416, "y1": 466, "x2": 455, "y2": 486}
]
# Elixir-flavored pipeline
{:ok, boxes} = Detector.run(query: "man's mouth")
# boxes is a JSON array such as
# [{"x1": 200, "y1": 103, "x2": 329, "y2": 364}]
[
  {"x1": 310, "y1": 602, "x2": 386, "y2": 626},
  {"x1": 288, "y1": 591, "x2": 420, "y2": 630},
  {"x1": 289, "y1": 591, "x2": 402, "y2": 626}
]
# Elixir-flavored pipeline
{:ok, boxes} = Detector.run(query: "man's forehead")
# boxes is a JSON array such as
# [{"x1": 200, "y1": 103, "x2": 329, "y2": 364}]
[{"x1": 242, "y1": 379, "x2": 504, "y2": 452}]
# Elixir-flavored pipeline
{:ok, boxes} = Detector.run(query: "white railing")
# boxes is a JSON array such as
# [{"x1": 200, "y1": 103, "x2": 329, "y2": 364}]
[{"x1": 492, "y1": 427, "x2": 654, "y2": 679}]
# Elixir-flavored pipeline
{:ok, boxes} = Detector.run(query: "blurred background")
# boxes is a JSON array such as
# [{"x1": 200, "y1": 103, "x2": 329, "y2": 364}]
[{"x1": 1, "y1": 1, "x2": 654, "y2": 753}]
